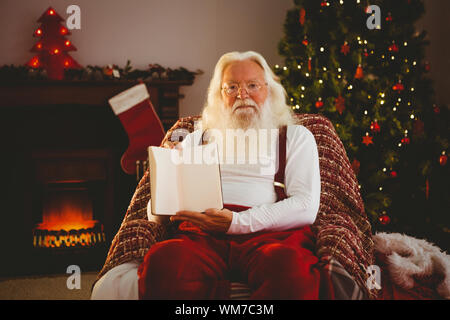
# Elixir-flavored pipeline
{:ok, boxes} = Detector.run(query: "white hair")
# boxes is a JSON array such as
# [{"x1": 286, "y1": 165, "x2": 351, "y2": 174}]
[{"x1": 200, "y1": 51, "x2": 296, "y2": 131}]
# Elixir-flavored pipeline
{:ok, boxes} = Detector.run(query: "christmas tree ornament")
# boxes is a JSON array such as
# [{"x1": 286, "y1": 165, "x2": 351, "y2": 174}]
[
  {"x1": 354, "y1": 64, "x2": 364, "y2": 79},
  {"x1": 439, "y1": 152, "x2": 447, "y2": 166},
  {"x1": 424, "y1": 61, "x2": 431, "y2": 72},
  {"x1": 401, "y1": 134, "x2": 410, "y2": 145},
  {"x1": 275, "y1": 0, "x2": 448, "y2": 239},
  {"x1": 392, "y1": 81, "x2": 405, "y2": 92},
  {"x1": 389, "y1": 42, "x2": 399, "y2": 53},
  {"x1": 320, "y1": 1, "x2": 329, "y2": 7},
  {"x1": 341, "y1": 41, "x2": 350, "y2": 56},
  {"x1": 299, "y1": 8, "x2": 306, "y2": 26},
  {"x1": 26, "y1": 7, "x2": 81, "y2": 80},
  {"x1": 315, "y1": 97, "x2": 324, "y2": 108},
  {"x1": 308, "y1": 57, "x2": 312, "y2": 72},
  {"x1": 386, "y1": 12, "x2": 393, "y2": 22},
  {"x1": 103, "y1": 65, "x2": 114, "y2": 77},
  {"x1": 370, "y1": 120, "x2": 381, "y2": 133},
  {"x1": 334, "y1": 95, "x2": 346, "y2": 114},
  {"x1": 108, "y1": 83, "x2": 165, "y2": 175},
  {"x1": 378, "y1": 213, "x2": 391, "y2": 225},
  {"x1": 362, "y1": 133, "x2": 373, "y2": 146},
  {"x1": 302, "y1": 36, "x2": 309, "y2": 46},
  {"x1": 433, "y1": 104, "x2": 440, "y2": 114}
]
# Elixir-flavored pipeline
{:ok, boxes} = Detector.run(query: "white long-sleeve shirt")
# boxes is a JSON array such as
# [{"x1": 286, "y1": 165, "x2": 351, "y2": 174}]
[
  {"x1": 178, "y1": 124, "x2": 321, "y2": 234},
  {"x1": 91, "y1": 124, "x2": 320, "y2": 299}
]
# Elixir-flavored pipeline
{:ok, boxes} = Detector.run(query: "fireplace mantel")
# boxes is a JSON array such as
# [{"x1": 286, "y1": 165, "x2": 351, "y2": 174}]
[
  {"x1": 0, "y1": 79, "x2": 192, "y2": 106},
  {"x1": 0, "y1": 79, "x2": 192, "y2": 130}
]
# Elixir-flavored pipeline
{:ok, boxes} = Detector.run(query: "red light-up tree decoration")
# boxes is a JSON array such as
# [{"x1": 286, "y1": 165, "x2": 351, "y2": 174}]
[{"x1": 26, "y1": 7, "x2": 81, "y2": 80}]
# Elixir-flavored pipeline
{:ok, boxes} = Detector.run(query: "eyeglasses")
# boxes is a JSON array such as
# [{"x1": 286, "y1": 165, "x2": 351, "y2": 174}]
[{"x1": 221, "y1": 81, "x2": 267, "y2": 97}]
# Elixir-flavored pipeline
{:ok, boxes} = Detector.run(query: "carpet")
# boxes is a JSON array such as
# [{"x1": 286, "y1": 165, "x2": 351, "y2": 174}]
[{"x1": 0, "y1": 271, "x2": 98, "y2": 300}]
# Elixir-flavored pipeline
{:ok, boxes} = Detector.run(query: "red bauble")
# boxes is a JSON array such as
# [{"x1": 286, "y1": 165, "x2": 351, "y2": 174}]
[
  {"x1": 386, "y1": 12, "x2": 393, "y2": 21},
  {"x1": 390, "y1": 171, "x2": 397, "y2": 178},
  {"x1": 321, "y1": 1, "x2": 329, "y2": 7},
  {"x1": 302, "y1": 38, "x2": 309, "y2": 46},
  {"x1": 379, "y1": 214, "x2": 391, "y2": 225},
  {"x1": 440, "y1": 154, "x2": 448, "y2": 166},
  {"x1": 401, "y1": 136, "x2": 410, "y2": 144}
]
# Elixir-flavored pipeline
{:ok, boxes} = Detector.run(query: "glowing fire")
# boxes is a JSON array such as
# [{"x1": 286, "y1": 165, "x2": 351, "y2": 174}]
[
  {"x1": 33, "y1": 190, "x2": 105, "y2": 248},
  {"x1": 37, "y1": 192, "x2": 96, "y2": 231}
]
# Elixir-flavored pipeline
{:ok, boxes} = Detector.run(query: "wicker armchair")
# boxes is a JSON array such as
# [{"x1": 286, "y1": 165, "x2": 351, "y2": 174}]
[{"x1": 96, "y1": 113, "x2": 378, "y2": 299}]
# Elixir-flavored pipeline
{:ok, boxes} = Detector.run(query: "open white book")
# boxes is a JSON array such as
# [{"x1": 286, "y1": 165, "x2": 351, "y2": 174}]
[{"x1": 147, "y1": 143, "x2": 223, "y2": 215}]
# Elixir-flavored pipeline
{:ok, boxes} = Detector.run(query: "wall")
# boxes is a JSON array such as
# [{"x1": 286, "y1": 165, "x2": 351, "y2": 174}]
[
  {"x1": 417, "y1": 0, "x2": 450, "y2": 107},
  {"x1": 0, "y1": 0, "x2": 293, "y2": 117},
  {"x1": 0, "y1": 0, "x2": 448, "y2": 117}
]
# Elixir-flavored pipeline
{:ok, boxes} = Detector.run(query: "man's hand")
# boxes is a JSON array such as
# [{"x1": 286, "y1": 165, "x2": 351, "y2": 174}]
[{"x1": 170, "y1": 208, "x2": 233, "y2": 234}]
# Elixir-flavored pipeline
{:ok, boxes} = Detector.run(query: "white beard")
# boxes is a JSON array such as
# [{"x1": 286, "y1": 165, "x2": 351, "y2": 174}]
[
  {"x1": 200, "y1": 98, "x2": 280, "y2": 170},
  {"x1": 207, "y1": 97, "x2": 278, "y2": 132}
]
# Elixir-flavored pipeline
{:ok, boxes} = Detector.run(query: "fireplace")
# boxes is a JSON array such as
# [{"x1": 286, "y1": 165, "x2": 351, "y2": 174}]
[
  {"x1": 31, "y1": 149, "x2": 112, "y2": 251},
  {"x1": 0, "y1": 80, "x2": 190, "y2": 277},
  {"x1": 34, "y1": 183, "x2": 102, "y2": 248}
]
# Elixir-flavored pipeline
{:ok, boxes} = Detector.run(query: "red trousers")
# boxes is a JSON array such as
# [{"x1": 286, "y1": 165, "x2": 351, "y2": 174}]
[{"x1": 138, "y1": 204, "x2": 333, "y2": 300}]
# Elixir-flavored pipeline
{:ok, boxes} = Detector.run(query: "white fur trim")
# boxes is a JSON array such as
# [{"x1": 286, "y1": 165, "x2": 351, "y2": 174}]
[
  {"x1": 374, "y1": 232, "x2": 450, "y2": 299},
  {"x1": 108, "y1": 83, "x2": 150, "y2": 115}
]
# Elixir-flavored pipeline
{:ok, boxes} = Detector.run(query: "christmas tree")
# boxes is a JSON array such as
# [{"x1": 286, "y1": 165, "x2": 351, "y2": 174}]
[
  {"x1": 276, "y1": 0, "x2": 449, "y2": 247},
  {"x1": 26, "y1": 7, "x2": 81, "y2": 80}
]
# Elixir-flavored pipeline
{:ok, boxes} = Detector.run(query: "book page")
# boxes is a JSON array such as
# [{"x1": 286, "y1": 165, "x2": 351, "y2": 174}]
[
  {"x1": 178, "y1": 143, "x2": 223, "y2": 212},
  {"x1": 148, "y1": 146, "x2": 181, "y2": 215}
]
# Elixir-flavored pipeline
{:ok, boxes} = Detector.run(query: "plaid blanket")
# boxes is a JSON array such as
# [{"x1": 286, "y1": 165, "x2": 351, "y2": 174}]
[{"x1": 96, "y1": 113, "x2": 378, "y2": 299}]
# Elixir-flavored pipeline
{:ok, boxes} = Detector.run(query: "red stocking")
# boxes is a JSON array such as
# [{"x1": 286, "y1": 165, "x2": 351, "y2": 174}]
[{"x1": 109, "y1": 83, "x2": 165, "y2": 174}]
